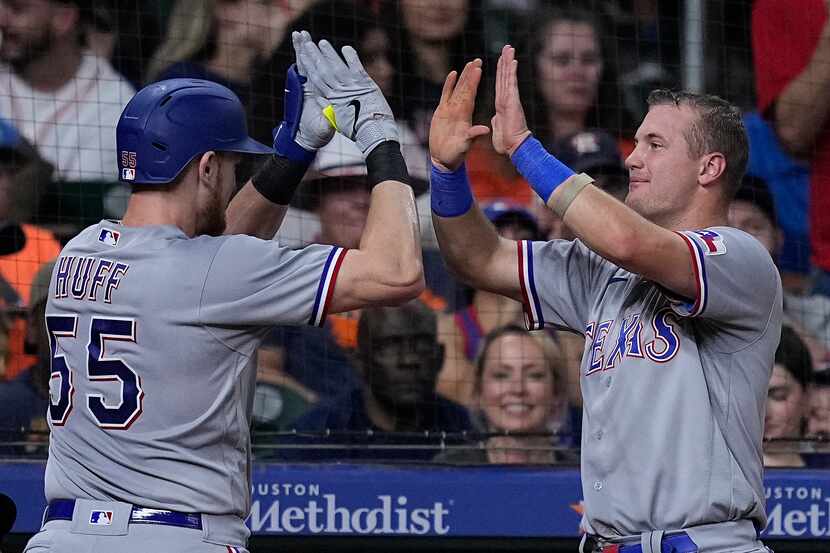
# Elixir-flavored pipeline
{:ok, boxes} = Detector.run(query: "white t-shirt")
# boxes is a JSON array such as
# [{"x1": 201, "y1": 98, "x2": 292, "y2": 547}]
[{"x1": 0, "y1": 52, "x2": 135, "y2": 181}]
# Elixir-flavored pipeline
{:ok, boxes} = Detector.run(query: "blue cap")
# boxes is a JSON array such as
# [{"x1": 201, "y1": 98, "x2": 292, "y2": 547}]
[
  {"x1": 482, "y1": 200, "x2": 540, "y2": 239},
  {"x1": 116, "y1": 79, "x2": 273, "y2": 184}
]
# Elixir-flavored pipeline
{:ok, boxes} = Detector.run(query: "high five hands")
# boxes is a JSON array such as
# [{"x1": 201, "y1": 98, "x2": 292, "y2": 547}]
[
  {"x1": 492, "y1": 45, "x2": 532, "y2": 156},
  {"x1": 429, "y1": 45, "x2": 531, "y2": 172}
]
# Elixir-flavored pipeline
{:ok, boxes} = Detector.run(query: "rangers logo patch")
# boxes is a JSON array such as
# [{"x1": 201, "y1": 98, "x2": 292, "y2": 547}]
[
  {"x1": 89, "y1": 510, "x2": 113, "y2": 525},
  {"x1": 693, "y1": 230, "x2": 726, "y2": 256},
  {"x1": 98, "y1": 228, "x2": 120, "y2": 247}
]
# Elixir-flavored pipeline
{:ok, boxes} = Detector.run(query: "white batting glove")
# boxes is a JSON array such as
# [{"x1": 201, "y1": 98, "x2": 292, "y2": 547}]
[
  {"x1": 291, "y1": 31, "x2": 335, "y2": 151},
  {"x1": 300, "y1": 38, "x2": 399, "y2": 155}
]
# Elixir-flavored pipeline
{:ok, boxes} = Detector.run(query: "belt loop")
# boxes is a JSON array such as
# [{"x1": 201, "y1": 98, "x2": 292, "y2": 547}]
[{"x1": 640, "y1": 530, "x2": 665, "y2": 553}]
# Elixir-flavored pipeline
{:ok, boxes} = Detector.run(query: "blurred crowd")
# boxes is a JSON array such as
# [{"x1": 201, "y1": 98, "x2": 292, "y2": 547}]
[{"x1": 0, "y1": 0, "x2": 829, "y2": 467}]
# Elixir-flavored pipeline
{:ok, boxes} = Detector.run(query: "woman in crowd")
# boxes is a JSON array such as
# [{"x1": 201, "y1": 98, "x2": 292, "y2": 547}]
[
  {"x1": 515, "y1": 6, "x2": 630, "y2": 149},
  {"x1": 764, "y1": 325, "x2": 814, "y2": 467},
  {"x1": 146, "y1": 0, "x2": 298, "y2": 103},
  {"x1": 435, "y1": 325, "x2": 577, "y2": 465},
  {"x1": 396, "y1": 0, "x2": 487, "y2": 147},
  {"x1": 466, "y1": 5, "x2": 631, "y2": 204}
]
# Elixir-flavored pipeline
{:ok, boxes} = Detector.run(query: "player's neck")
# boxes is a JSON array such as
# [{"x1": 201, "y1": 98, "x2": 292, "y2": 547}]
[
  {"x1": 122, "y1": 192, "x2": 197, "y2": 236},
  {"x1": 653, "y1": 202, "x2": 728, "y2": 232},
  {"x1": 20, "y1": 42, "x2": 82, "y2": 92}
]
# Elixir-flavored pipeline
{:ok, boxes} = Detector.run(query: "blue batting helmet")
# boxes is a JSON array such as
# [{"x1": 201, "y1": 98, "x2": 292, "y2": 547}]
[{"x1": 116, "y1": 79, "x2": 273, "y2": 184}]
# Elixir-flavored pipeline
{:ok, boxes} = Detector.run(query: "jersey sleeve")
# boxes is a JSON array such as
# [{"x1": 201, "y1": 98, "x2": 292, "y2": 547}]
[
  {"x1": 199, "y1": 235, "x2": 347, "y2": 327},
  {"x1": 671, "y1": 228, "x2": 781, "y2": 328},
  {"x1": 518, "y1": 239, "x2": 616, "y2": 333}
]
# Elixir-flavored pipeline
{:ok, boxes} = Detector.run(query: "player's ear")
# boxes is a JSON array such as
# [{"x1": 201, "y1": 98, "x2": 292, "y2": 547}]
[
  {"x1": 197, "y1": 151, "x2": 220, "y2": 189},
  {"x1": 698, "y1": 152, "x2": 726, "y2": 188}
]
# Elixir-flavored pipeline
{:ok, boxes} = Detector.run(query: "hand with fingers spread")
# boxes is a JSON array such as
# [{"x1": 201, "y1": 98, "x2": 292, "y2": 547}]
[
  {"x1": 299, "y1": 38, "x2": 397, "y2": 155},
  {"x1": 492, "y1": 45, "x2": 531, "y2": 156},
  {"x1": 272, "y1": 30, "x2": 334, "y2": 163},
  {"x1": 428, "y1": 59, "x2": 490, "y2": 172}
]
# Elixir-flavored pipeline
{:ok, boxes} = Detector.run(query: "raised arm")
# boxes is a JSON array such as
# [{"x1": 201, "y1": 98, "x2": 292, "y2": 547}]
[
  {"x1": 492, "y1": 45, "x2": 696, "y2": 300},
  {"x1": 225, "y1": 31, "x2": 334, "y2": 238},
  {"x1": 428, "y1": 59, "x2": 524, "y2": 301},
  {"x1": 295, "y1": 37, "x2": 424, "y2": 312}
]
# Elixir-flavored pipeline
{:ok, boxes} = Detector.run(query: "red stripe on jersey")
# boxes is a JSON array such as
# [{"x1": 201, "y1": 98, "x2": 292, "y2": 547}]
[
  {"x1": 675, "y1": 232, "x2": 703, "y2": 315},
  {"x1": 320, "y1": 248, "x2": 349, "y2": 323}
]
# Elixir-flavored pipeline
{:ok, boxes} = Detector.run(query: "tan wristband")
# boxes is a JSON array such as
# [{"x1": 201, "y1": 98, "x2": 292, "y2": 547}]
[{"x1": 549, "y1": 173, "x2": 594, "y2": 217}]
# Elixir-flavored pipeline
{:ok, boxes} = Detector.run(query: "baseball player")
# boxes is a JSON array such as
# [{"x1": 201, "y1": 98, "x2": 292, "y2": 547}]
[
  {"x1": 24, "y1": 32, "x2": 424, "y2": 553},
  {"x1": 429, "y1": 47, "x2": 782, "y2": 552}
]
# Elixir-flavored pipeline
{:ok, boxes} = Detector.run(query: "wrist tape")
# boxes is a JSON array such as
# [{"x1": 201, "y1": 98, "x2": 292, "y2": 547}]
[
  {"x1": 251, "y1": 155, "x2": 309, "y2": 205},
  {"x1": 430, "y1": 163, "x2": 473, "y2": 217},
  {"x1": 366, "y1": 141, "x2": 410, "y2": 188},
  {"x1": 511, "y1": 135, "x2": 575, "y2": 203}
]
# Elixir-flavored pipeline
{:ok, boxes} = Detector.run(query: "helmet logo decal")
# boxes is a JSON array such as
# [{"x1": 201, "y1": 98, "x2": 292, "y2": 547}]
[{"x1": 120, "y1": 151, "x2": 137, "y2": 181}]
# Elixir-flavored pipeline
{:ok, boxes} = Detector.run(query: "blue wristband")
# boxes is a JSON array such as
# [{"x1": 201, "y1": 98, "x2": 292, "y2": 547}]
[
  {"x1": 511, "y1": 135, "x2": 575, "y2": 203},
  {"x1": 430, "y1": 163, "x2": 474, "y2": 217}
]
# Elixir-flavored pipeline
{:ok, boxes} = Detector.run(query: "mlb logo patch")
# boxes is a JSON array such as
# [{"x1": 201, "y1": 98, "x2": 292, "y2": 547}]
[
  {"x1": 89, "y1": 510, "x2": 113, "y2": 525},
  {"x1": 122, "y1": 167, "x2": 135, "y2": 181},
  {"x1": 693, "y1": 230, "x2": 727, "y2": 256},
  {"x1": 98, "y1": 228, "x2": 120, "y2": 247}
]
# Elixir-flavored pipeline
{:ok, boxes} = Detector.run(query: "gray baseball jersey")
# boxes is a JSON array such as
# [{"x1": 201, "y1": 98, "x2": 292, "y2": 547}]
[
  {"x1": 42, "y1": 220, "x2": 346, "y2": 516},
  {"x1": 517, "y1": 226, "x2": 782, "y2": 538}
]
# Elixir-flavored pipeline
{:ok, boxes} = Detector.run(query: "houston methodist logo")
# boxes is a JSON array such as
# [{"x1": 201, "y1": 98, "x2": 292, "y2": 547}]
[
  {"x1": 247, "y1": 482, "x2": 451, "y2": 535},
  {"x1": 764, "y1": 485, "x2": 830, "y2": 538}
]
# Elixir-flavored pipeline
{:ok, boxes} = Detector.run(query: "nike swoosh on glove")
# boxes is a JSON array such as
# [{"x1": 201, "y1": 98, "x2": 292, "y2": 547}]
[{"x1": 300, "y1": 38, "x2": 398, "y2": 155}]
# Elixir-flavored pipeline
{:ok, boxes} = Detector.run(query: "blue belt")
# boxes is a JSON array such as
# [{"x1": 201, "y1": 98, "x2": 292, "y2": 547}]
[
  {"x1": 589, "y1": 533, "x2": 698, "y2": 553},
  {"x1": 45, "y1": 499, "x2": 203, "y2": 530}
]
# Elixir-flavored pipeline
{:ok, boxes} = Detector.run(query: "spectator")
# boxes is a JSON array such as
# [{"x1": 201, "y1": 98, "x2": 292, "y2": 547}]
[
  {"x1": 0, "y1": 259, "x2": 53, "y2": 456},
  {"x1": 0, "y1": 0, "x2": 135, "y2": 182},
  {"x1": 279, "y1": 300, "x2": 473, "y2": 462},
  {"x1": 250, "y1": 337, "x2": 318, "y2": 446},
  {"x1": 515, "y1": 6, "x2": 629, "y2": 149},
  {"x1": 752, "y1": 1, "x2": 830, "y2": 297},
  {"x1": 728, "y1": 175, "x2": 830, "y2": 370},
  {"x1": 805, "y1": 369, "x2": 830, "y2": 467},
  {"x1": 146, "y1": 0, "x2": 294, "y2": 104},
  {"x1": 0, "y1": 119, "x2": 61, "y2": 380},
  {"x1": 396, "y1": 0, "x2": 486, "y2": 147},
  {"x1": 465, "y1": 5, "x2": 631, "y2": 205},
  {"x1": 743, "y1": 112, "x2": 811, "y2": 290},
  {"x1": 434, "y1": 324, "x2": 578, "y2": 465},
  {"x1": 807, "y1": 369, "x2": 830, "y2": 440},
  {"x1": 437, "y1": 200, "x2": 540, "y2": 405},
  {"x1": 83, "y1": 0, "x2": 164, "y2": 89},
  {"x1": 764, "y1": 325, "x2": 813, "y2": 468}
]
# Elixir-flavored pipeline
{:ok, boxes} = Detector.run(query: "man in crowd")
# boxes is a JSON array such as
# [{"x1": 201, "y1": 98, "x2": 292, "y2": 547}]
[{"x1": 0, "y1": 0, "x2": 134, "y2": 182}]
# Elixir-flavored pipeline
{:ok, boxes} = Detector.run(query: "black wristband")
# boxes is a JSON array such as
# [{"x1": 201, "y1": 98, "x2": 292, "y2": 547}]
[
  {"x1": 366, "y1": 141, "x2": 410, "y2": 188},
  {"x1": 250, "y1": 155, "x2": 310, "y2": 205}
]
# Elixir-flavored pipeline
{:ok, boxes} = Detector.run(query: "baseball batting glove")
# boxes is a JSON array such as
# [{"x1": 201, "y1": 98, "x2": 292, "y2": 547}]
[
  {"x1": 273, "y1": 31, "x2": 334, "y2": 163},
  {"x1": 300, "y1": 38, "x2": 398, "y2": 155}
]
